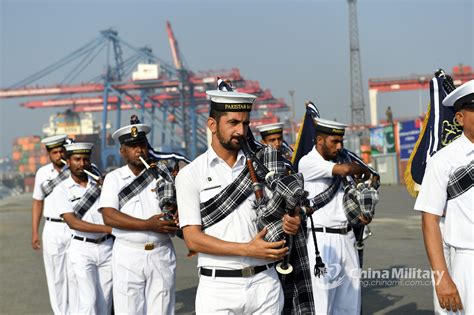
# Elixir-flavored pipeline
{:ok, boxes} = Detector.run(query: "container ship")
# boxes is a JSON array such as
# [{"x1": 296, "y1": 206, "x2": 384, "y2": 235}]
[{"x1": 12, "y1": 110, "x2": 105, "y2": 177}]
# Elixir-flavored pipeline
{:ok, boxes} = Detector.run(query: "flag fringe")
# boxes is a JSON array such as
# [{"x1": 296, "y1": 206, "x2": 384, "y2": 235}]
[
  {"x1": 291, "y1": 114, "x2": 307, "y2": 165},
  {"x1": 404, "y1": 102, "x2": 431, "y2": 198}
]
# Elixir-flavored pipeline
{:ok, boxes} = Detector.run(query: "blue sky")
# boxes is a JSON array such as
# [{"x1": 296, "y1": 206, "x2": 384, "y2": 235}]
[{"x1": 1, "y1": 0, "x2": 473, "y2": 156}]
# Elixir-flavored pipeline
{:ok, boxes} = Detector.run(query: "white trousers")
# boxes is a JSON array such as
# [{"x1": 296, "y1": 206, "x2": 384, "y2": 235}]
[
  {"x1": 195, "y1": 267, "x2": 283, "y2": 315},
  {"x1": 433, "y1": 218, "x2": 454, "y2": 315},
  {"x1": 111, "y1": 239, "x2": 176, "y2": 315},
  {"x1": 42, "y1": 221, "x2": 71, "y2": 315},
  {"x1": 68, "y1": 238, "x2": 113, "y2": 315},
  {"x1": 451, "y1": 248, "x2": 474, "y2": 314},
  {"x1": 307, "y1": 230, "x2": 361, "y2": 315}
]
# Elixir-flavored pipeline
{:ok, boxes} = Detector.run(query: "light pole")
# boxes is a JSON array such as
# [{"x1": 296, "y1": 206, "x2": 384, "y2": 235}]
[{"x1": 288, "y1": 90, "x2": 296, "y2": 144}]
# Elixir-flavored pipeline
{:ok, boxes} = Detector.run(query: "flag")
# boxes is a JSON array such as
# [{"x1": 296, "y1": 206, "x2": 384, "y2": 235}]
[
  {"x1": 404, "y1": 71, "x2": 461, "y2": 197},
  {"x1": 291, "y1": 102, "x2": 320, "y2": 171}
]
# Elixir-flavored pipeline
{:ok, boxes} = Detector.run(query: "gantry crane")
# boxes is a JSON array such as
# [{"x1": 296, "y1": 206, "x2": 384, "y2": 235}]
[
  {"x1": 368, "y1": 65, "x2": 474, "y2": 125},
  {"x1": 0, "y1": 24, "x2": 291, "y2": 167}
]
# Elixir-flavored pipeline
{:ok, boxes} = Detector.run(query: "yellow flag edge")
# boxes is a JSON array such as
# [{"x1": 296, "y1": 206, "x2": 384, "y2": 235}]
[{"x1": 404, "y1": 102, "x2": 431, "y2": 198}]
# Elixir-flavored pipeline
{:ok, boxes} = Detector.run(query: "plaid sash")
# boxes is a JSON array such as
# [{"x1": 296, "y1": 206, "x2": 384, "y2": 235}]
[
  {"x1": 310, "y1": 153, "x2": 350, "y2": 209},
  {"x1": 447, "y1": 161, "x2": 473, "y2": 200},
  {"x1": 41, "y1": 168, "x2": 70, "y2": 198},
  {"x1": 118, "y1": 169, "x2": 156, "y2": 208},
  {"x1": 200, "y1": 167, "x2": 252, "y2": 229},
  {"x1": 73, "y1": 183, "x2": 101, "y2": 219},
  {"x1": 119, "y1": 163, "x2": 173, "y2": 209},
  {"x1": 311, "y1": 176, "x2": 341, "y2": 209}
]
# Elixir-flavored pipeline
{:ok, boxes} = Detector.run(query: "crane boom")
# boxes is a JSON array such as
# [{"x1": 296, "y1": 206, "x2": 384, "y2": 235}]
[{"x1": 166, "y1": 21, "x2": 183, "y2": 70}]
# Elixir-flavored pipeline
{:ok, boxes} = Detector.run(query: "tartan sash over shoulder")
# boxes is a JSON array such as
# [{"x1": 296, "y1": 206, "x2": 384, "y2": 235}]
[
  {"x1": 41, "y1": 168, "x2": 70, "y2": 198},
  {"x1": 72, "y1": 169, "x2": 103, "y2": 219},
  {"x1": 200, "y1": 146, "x2": 304, "y2": 237},
  {"x1": 311, "y1": 176, "x2": 341, "y2": 210},
  {"x1": 309, "y1": 153, "x2": 350, "y2": 210},
  {"x1": 447, "y1": 161, "x2": 474, "y2": 200},
  {"x1": 73, "y1": 183, "x2": 101, "y2": 219},
  {"x1": 200, "y1": 167, "x2": 252, "y2": 230},
  {"x1": 118, "y1": 162, "x2": 175, "y2": 209},
  {"x1": 118, "y1": 169, "x2": 155, "y2": 209}
]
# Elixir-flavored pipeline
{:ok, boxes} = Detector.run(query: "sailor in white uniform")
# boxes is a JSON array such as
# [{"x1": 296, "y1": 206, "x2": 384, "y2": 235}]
[
  {"x1": 54, "y1": 142, "x2": 113, "y2": 315},
  {"x1": 176, "y1": 82, "x2": 300, "y2": 314},
  {"x1": 99, "y1": 122, "x2": 178, "y2": 315},
  {"x1": 256, "y1": 122, "x2": 285, "y2": 151},
  {"x1": 31, "y1": 134, "x2": 72, "y2": 315},
  {"x1": 299, "y1": 117, "x2": 371, "y2": 315},
  {"x1": 415, "y1": 80, "x2": 474, "y2": 314}
]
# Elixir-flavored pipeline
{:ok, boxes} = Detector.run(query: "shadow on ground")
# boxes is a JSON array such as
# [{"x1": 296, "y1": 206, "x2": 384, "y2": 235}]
[
  {"x1": 362, "y1": 264, "x2": 433, "y2": 314},
  {"x1": 176, "y1": 286, "x2": 197, "y2": 314}
]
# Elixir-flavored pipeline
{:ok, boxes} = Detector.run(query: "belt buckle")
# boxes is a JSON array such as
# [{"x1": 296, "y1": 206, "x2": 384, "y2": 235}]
[
  {"x1": 144, "y1": 243, "x2": 155, "y2": 250},
  {"x1": 241, "y1": 266, "x2": 255, "y2": 277}
]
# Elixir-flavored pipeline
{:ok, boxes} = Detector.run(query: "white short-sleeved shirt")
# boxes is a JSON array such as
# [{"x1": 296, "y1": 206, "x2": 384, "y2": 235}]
[
  {"x1": 176, "y1": 147, "x2": 271, "y2": 269},
  {"x1": 32, "y1": 163, "x2": 68, "y2": 218},
  {"x1": 98, "y1": 165, "x2": 169, "y2": 243},
  {"x1": 54, "y1": 176, "x2": 106, "y2": 239},
  {"x1": 414, "y1": 133, "x2": 474, "y2": 249},
  {"x1": 299, "y1": 147, "x2": 348, "y2": 228}
]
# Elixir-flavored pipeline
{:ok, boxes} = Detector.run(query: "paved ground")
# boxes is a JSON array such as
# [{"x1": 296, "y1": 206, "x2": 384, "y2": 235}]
[{"x1": 0, "y1": 185, "x2": 435, "y2": 314}]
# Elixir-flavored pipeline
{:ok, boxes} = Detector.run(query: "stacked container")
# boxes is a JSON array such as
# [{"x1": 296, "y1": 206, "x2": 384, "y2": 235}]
[{"x1": 12, "y1": 136, "x2": 45, "y2": 174}]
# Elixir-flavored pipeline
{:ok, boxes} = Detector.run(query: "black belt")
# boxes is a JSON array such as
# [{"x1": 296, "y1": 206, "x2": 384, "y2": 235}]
[
  {"x1": 45, "y1": 217, "x2": 64, "y2": 223},
  {"x1": 312, "y1": 225, "x2": 352, "y2": 235},
  {"x1": 72, "y1": 234, "x2": 113, "y2": 244},
  {"x1": 200, "y1": 263, "x2": 275, "y2": 278}
]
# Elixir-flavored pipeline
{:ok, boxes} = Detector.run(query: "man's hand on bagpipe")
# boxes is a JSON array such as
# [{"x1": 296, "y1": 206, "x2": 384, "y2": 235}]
[
  {"x1": 245, "y1": 227, "x2": 289, "y2": 261},
  {"x1": 282, "y1": 212, "x2": 301, "y2": 235},
  {"x1": 145, "y1": 213, "x2": 179, "y2": 234},
  {"x1": 139, "y1": 156, "x2": 179, "y2": 224}
]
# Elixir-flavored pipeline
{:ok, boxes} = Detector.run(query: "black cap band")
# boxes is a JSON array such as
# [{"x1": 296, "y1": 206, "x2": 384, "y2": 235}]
[
  {"x1": 315, "y1": 125, "x2": 345, "y2": 136},
  {"x1": 118, "y1": 132, "x2": 148, "y2": 145},
  {"x1": 453, "y1": 93, "x2": 474, "y2": 112},
  {"x1": 210, "y1": 101, "x2": 252, "y2": 112},
  {"x1": 45, "y1": 142, "x2": 66, "y2": 150},
  {"x1": 66, "y1": 149, "x2": 92, "y2": 155},
  {"x1": 260, "y1": 129, "x2": 283, "y2": 138}
]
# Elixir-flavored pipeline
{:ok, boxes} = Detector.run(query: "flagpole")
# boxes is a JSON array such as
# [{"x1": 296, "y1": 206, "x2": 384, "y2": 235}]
[{"x1": 288, "y1": 90, "x2": 296, "y2": 144}]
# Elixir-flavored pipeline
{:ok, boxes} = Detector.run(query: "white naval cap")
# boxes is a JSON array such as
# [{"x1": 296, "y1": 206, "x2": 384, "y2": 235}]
[
  {"x1": 256, "y1": 122, "x2": 284, "y2": 138},
  {"x1": 41, "y1": 134, "x2": 67, "y2": 150},
  {"x1": 64, "y1": 142, "x2": 94, "y2": 155},
  {"x1": 112, "y1": 123, "x2": 151, "y2": 145},
  {"x1": 206, "y1": 78, "x2": 257, "y2": 112},
  {"x1": 442, "y1": 80, "x2": 474, "y2": 111},
  {"x1": 313, "y1": 117, "x2": 348, "y2": 136}
]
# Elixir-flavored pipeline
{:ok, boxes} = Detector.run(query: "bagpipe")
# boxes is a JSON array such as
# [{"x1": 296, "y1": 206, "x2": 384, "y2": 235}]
[
  {"x1": 238, "y1": 133, "x2": 308, "y2": 275},
  {"x1": 405, "y1": 69, "x2": 460, "y2": 197},
  {"x1": 292, "y1": 100, "x2": 380, "y2": 270}
]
